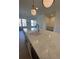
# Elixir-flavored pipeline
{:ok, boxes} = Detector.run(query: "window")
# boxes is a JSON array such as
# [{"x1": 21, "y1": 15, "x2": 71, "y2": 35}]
[
  {"x1": 19, "y1": 19, "x2": 38, "y2": 32},
  {"x1": 19, "y1": 18, "x2": 27, "y2": 27},
  {"x1": 31, "y1": 20, "x2": 37, "y2": 26},
  {"x1": 19, "y1": 18, "x2": 27, "y2": 32},
  {"x1": 31, "y1": 20, "x2": 37, "y2": 31},
  {"x1": 31, "y1": 28, "x2": 37, "y2": 31},
  {"x1": 19, "y1": 18, "x2": 21, "y2": 27},
  {"x1": 22, "y1": 19, "x2": 27, "y2": 27},
  {"x1": 23, "y1": 28, "x2": 27, "y2": 32}
]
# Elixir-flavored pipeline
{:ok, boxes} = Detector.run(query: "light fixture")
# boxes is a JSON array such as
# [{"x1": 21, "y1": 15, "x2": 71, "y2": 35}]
[
  {"x1": 43, "y1": 0, "x2": 54, "y2": 8},
  {"x1": 31, "y1": 8, "x2": 36, "y2": 16},
  {"x1": 31, "y1": 9, "x2": 36, "y2": 16},
  {"x1": 31, "y1": 0, "x2": 37, "y2": 16},
  {"x1": 36, "y1": 7, "x2": 38, "y2": 10}
]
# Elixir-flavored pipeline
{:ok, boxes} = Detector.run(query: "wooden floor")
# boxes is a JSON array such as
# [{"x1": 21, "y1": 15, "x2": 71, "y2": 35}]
[{"x1": 19, "y1": 31, "x2": 31, "y2": 59}]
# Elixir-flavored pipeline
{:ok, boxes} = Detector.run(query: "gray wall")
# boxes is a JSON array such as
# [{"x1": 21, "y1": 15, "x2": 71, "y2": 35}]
[
  {"x1": 36, "y1": 15, "x2": 46, "y2": 29},
  {"x1": 54, "y1": 12, "x2": 60, "y2": 33}
]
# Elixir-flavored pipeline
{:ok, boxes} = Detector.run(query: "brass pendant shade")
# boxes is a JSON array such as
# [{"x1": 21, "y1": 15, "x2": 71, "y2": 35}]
[
  {"x1": 31, "y1": 0, "x2": 37, "y2": 16},
  {"x1": 43, "y1": 0, "x2": 55, "y2": 8}
]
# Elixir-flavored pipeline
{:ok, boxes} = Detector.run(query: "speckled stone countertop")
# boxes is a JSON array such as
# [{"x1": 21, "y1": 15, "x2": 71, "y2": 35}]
[{"x1": 27, "y1": 30, "x2": 60, "y2": 59}]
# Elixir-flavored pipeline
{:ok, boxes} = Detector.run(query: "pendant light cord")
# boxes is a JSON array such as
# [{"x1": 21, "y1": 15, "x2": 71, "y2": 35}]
[
  {"x1": 33, "y1": 0, "x2": 34, "y2": 5},
  {"x1": 32, "y1": 0, "x2": 35, "y2": 9}
]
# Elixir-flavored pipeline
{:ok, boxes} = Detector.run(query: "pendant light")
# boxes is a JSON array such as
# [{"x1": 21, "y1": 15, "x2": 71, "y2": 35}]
[
  {"x1": 31, "y1": 0, "x2": 36, "y2": 16},
  {"x1": 43, "y1": 0, "x2": 55, "y2": 8}
]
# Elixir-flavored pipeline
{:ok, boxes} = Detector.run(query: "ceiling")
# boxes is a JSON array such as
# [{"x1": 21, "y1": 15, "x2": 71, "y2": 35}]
[{"x1": 19, "y1": 0, "x2": 60, "y2": 19}]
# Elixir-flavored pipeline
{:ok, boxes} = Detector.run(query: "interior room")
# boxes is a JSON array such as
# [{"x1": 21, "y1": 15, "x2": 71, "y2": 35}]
[{"x1": 19, "y1": 0, "x2": 60, "y2": 59}]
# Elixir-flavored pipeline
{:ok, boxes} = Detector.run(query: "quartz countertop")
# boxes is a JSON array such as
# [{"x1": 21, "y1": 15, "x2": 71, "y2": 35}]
[{"x1": 27, "y1": 30, "x2": 60, "y2": 59}]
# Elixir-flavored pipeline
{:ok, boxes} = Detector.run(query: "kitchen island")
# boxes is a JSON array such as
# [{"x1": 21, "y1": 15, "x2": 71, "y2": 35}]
[{"x1": 26, "y1": 30, "x2": 60, "y2": 59}]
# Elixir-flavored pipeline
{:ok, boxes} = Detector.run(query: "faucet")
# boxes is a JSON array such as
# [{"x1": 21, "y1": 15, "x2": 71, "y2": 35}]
[{"x1": 36, "y1": 24, "x2": 40, "y2": 32}]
